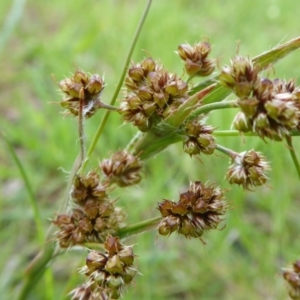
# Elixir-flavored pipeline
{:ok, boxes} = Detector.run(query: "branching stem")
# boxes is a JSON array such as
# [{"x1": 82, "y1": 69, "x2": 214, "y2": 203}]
[
  {"x1": 215, "y1": 144, "x2": 237, "y2": 159},
  {"x1": 188, "y1": 100, "x2": 238, "y2": 120}
]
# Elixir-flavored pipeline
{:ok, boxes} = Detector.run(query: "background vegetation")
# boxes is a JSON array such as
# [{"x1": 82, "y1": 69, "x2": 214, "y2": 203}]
[{"x1": 1, "y1": 0, "x2": 300, "y2": 299}]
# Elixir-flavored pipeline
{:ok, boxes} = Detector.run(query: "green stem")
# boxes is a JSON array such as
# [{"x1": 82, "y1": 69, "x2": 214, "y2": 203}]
[
  {"x1": 17, "y1": 245, "x2": 58, "y2": 300},
  {"x1": 2, "y1": 131, "x2": 55, "y2": 300},
  {"x1": 213, "y1": 130, "x2": 256, "y2": 137},
  {"x1": 215, "y1": 144, "x2": 237, "y2": 159},
  {"x1": 99, "y1": 101, "x2": 119, "y2": 111},
  {"x1": 118, "y1": 216, "x2": 162, "y2": 238},
  {"x1": 0, "y1": 0, "x2": 26, "y2": 53},
  {"x1": 188, "y1": 100, "x2": 238, "y2": 120},
  {"x1": 1, "y1": 131, "x2": 44, "y2": 243},
  {"x1": 187, "y1": 74, "x2": 196, "y2": 83},
  {"x1": 80, "y1": 0, "x2": 153, "y2": 173},
  {"x1": 285, "y1": 136, "x2": 300, "y2": 180}
]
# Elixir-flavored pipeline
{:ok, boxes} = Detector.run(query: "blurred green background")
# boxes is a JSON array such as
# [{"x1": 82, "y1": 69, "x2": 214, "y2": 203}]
[{"x1": 1, "y1": 0, "x2": 300, "y2": 299}]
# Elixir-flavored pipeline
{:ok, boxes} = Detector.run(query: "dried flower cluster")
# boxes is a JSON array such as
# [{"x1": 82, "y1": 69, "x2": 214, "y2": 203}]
[
  {"x1": 225, "y1": 150, "x2": 269, "y2": 190},
  {"x1": 283, "y1": 260, "x2": 300, "y2": 299},
  {"x1": 71, "y1": 236, "x2": 137, "y2": 300},
  {"x1": 183, "y1": 117, "x2": 216, "y2": 156},
  {"x1": 50, "y1": 36, "x2": 300, "y2": 300},
  {"x1": 100, "y1": 151, "x2": 143, "y2": 187},
  {"x1": 177, "y1": 41, "x2": 216, "y2": 76},
  {"x1": 53, "y1": 172, "x2": 126, "y2": 248},
  {"x1": 119, "y1": 57, "x2": 189, "y2": 131},
  {"x1": 59, "y1": 70, "x2": 105, "y2": 118},
  {"x1": 220, "y1": 56, "x2": 300, "y2": 140},
  {"x1": 157, "y1": 181, "x2": 227, "y2": 239},
  {"x1": 53, "y1": 151, "x2": 143, "y2": 248}
]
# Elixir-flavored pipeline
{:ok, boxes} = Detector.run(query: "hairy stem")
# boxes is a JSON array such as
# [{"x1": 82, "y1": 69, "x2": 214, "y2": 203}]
[{"x1": 78, "y1": 89, "x2": 86, "y2": 171}]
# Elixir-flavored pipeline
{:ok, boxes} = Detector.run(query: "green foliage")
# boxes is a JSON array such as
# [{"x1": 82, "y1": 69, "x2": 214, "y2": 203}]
[{"x1": 1, "y1": 0, "x2": 300, "y2": 299}]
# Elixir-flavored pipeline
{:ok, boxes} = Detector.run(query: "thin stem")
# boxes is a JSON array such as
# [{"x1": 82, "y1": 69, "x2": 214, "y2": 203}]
[
  {"x1": 188, "y1": 100, "x2": 238, "y2": 120},
  {"x1": 81, "y1": 0, "x2": 153, "y2": 173},
  {"x1": 0, "y1": 0, "x2": 26, "y2": 53},
  {"x1": 1, "y1": 131, "x2": 44, "y2": 243},
  {"x1": 17, "y1": 246, "x2": 59, "y2": 300},
  {"x1": 213, "y1": 130, "x2": 300, "y2": 137},
  {"x1": 187, "y1": 74, "x2": 196, "y2": 83},
  {"x1": 215, "y1": 144, "x2": 237, "y2": 159},
  {"x1": 78, "y1": 89, "x2": 86, "y2": 171},
  {"x1": 2, "y1": 128, "x2": 55, "y2": 300},
  {"x1": 285, "y1": 136, "x2": 300, "y2": 180},
  {"x1": 118, "y1": 216, "x2": 162, "y2": 238},
  {"x1": 99, "y1": 101, "x2": 119, "y2": 111},
  {"x1": 213, "y1": 130, "x2": 256, "y2": 137}
]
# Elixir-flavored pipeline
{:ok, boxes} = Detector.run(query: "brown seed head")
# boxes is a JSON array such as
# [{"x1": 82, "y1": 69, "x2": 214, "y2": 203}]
[
  {"x1": 226, "y1": 150, "x2": 269, "y2": 190},
  {"x1": 100, "y1": 151, "x2": 143, "y2": 187},
  {"x1": 119, "y1": 58, "x2": 189, "y2": 131},
  {"x1": 283, "y1": 260, "x2": 300, "y2": 300},
  {"x1": 177, "y1": 42, "x2": 216, "y2": 76},
  {"x1": 219, "y1": 56, "x2": 259, "y2": 98},
  {"x1": 59, "y1": 70, "x2": 105, "y2": 118},
  {"x1": 233, "y1": 77, "x2": 300, "y2": 140},
  {"x1": 184, "y1": 119, "x2": 216, "y2": 156},
  {"x1": 71, "y1": 172, "x2": 108, "y2": 204},
  {"x1": 157, "y1": 181, "x2": 227, "y2": 239},
  {"x1": 78, "y1": 236, "x2": 137, "y2": 299}
]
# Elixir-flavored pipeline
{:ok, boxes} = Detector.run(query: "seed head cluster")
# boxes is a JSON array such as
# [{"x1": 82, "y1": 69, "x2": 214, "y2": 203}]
[
  {"x1": 283, "y1": 260, "x2": 300, "y2": 300},
  {"x1": 183, "y1": 118, "x2": 216, "y2": 156},
  {"x1": 59, "y1": 70, "x2": 105, "y2": 118},
  {"x1": 100, "y1": 151, "x2": 143, "y2": 187},
  {"x1": 157, "y1": 181, "x2": 227, "y2": 239},
  {"x1": 71, "y1": 236, "x2": 137, "y2": 300},
  {"x1": 219, "y1": 56, "x2": 300, "y2": 140},
  {"x1": 177, "y1": 41, "x2": 216, "y2": 77},
  {"x1": 53, "y1": 172, "x2": 125, "y2": 248},
  {"x1": 225, "y1": 150, "x2": 269, "y2": 190},
  {"x1": 119, "y1": 57, "x2": 189, "y2": 131}
]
